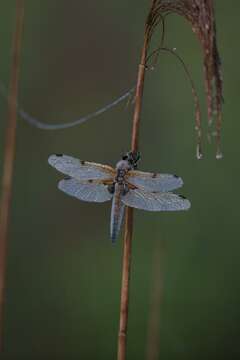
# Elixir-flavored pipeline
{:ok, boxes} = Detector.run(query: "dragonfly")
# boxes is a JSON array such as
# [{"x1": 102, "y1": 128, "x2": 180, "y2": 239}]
[{"x1": 48, "y1": 151, "x2": 191, "y2": 242}]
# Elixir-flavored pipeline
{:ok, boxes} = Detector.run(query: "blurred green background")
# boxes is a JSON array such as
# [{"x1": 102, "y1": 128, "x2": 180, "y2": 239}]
[{"x1": 0, "y1": 1, "x2": 239, "y2": 359}]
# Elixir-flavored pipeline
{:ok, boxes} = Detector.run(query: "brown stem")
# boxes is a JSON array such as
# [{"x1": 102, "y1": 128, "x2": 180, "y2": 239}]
[
  {"x1": 131, "y1": 35, "x2": 148, "y2": 152},
  {"x1": 0, "y1": 0, "x2": 25, "y2": 349},
  {"x1": 117, "y1": 32, "x2": 149, "y2": 360},
  {"x1": 117, "y1": 207, "x2": 134, "y2": 360}
]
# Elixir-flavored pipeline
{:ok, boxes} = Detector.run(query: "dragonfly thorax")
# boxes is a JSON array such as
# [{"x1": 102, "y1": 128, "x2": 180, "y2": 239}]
[
  {"x1": 115, "y1": 160, "x2": 132, "y2": 184},
  {"x1": 116, "y1": 159, "x2": 132, "y2": 171}
]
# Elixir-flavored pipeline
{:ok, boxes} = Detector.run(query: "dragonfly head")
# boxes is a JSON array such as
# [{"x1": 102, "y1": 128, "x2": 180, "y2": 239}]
[{"x1": 122, "y1": 151, "x2": 141, "y2": 169}]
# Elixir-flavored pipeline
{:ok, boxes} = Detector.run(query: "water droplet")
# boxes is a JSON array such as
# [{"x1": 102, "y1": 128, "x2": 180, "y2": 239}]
[
  {"x1": 196, "y1": 144, "x2": 203, "y2": 160},
  {"x1": 197, "y1": 153, "x2": 203, "y2": 160},
  {"x1": 216, "y1": 150, "x2": 223, "y2": 160}
]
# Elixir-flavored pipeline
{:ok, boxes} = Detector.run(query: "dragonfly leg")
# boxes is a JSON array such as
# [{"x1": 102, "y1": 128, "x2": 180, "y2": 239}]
[
  {"x1": 122, "y1": 183, "x2": 129, "y2": 196},
  {"x1": 108, "y1": 183, "x2": 115, "y2": 194}
]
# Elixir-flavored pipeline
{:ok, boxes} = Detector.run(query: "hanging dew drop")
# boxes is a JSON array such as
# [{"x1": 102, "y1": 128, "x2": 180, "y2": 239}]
[
  {"x1": 196, "y1": 144, "x2": 203, "y2": 160},
  {"x1": 216, "y1": 150, "x2": 223, "y2": 160}
]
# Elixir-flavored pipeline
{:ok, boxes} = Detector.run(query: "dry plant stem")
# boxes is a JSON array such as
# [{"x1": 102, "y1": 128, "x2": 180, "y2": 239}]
[
  {"x1": 117, "y1": 34, "x2": 148, "y2": 360},
  {"x1": 117, "y1": 207, "x2": 133, "y2": 360},
  {"x1": 0, "y1": 0, "x2": 25, "y2": 348},
  {"x1": 131, "y1": 35, "x2": 148, "y2": 152}
]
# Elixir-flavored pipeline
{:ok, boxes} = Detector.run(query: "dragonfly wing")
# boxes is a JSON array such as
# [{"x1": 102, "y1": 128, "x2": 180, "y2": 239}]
[
  {"x1": 48, "y1": 154, "x2": 115, "y2": 180},
  {"x1": 58, "y1": 178, "x2": 113, "y2": 203},
  {"x1": 127, "y1": 170, "x2": 183, "y2": 192},
  {"x1": 122, "y1": 188, "x2": 191, "y2": 211}
]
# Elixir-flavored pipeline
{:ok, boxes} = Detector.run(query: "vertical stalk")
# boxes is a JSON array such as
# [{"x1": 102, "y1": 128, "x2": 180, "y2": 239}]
[
  {"x1": 117, "y1": 207, "x2": 134, "y2": 360},
  {"x1": 130, "y1": 35, "x2": 149, "y2": 152},
  {"x1": 117, "y1": 33, "x2": 148, "y2": 360},
  {"x1": 0, "y1": 0, "x2": 25, "y2": 348}
]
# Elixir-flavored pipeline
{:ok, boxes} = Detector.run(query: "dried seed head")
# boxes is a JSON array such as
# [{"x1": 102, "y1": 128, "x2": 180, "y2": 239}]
[{"x1": 146, "y1": 0, "x2": 223, "y2": 158}]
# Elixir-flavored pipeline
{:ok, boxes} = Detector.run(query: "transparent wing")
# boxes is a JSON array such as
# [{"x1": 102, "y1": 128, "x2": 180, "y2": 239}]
[
  {"x1": 48, "y1": 154, "x2": 115, "y2": 180},
  {"x1": 121, "y1": 188, "x2": 190, "y2": 211},
  {"x1": 127, "y1": 170, "x2": 183, "y2": 192},
  {"x1": 58, "y1": 178, "x2": 113, "y2": 203}
]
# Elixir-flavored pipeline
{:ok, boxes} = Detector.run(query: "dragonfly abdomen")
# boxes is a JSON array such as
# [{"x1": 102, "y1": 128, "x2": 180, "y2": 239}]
[{"x1": 110, "y1": 183, "x2": 125, "y2": 242}]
